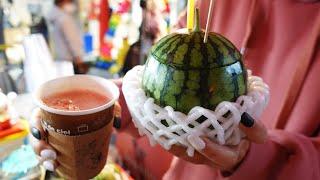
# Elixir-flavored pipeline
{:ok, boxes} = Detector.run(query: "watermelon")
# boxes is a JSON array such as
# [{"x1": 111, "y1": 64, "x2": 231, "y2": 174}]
[{"x1": 142, "y1": 9, "x2": 247, "y2": 114}]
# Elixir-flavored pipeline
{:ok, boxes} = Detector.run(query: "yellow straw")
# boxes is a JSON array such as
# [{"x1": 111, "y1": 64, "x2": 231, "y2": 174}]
[{"x1": 187, "y1": 0, "x2": 195, "y2": 31}]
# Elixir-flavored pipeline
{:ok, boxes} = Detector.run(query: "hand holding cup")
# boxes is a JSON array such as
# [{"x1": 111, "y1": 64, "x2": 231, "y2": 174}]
[{"x1": 32, "y1": 75, "x2": 119, "y2": 180}]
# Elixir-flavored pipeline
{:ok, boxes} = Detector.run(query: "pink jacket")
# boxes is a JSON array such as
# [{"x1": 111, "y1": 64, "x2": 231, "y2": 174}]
[{"x1": 116, "y1": 0, "x2": 320, "y2": 179}]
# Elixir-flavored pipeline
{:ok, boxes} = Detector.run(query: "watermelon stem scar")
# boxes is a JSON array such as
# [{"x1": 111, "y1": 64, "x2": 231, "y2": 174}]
[{"x1": 193, "y1": 8, "x2": 201, "y2": 32}]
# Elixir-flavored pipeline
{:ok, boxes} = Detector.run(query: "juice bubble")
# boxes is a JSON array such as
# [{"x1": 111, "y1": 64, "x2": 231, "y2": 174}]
[{"x1": 49, "y1": 99, "x2": 81, "y2": 111}]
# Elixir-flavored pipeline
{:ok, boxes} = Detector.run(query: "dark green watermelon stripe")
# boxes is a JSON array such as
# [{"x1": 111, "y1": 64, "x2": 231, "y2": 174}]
[
  {"x1": 162, "y1": 39, "x2": 183, "y2": 64},
  {"x1": 153, "y1": 38, "x2": 181, "y2": 62},
  {"x1": 167, "y1": 67, "x2": 175, "y2": 106},
  {"x1": 155, "y1": 60, "x2": 163, "y2": 99},
  {"x1": 160, "y1": 35, "x2": 183, "y2": 54},
  {"x1": 198, "y1": 33, "x2": 210, "y2": 108},
  {"x1": 155, "y1": 37, "x2": 181, "y2": 57},
  {"x1": 142, "y1": 64, "x2": 153, "y2": 98},
  {"x1": 166, "y1": 36, "x2": 189, "y2": 64},
  {"x1": 156, "y1": 34, "x2": 179, "y2": 48},
  {"x1": 207, "y1": 37, "x2": 224, "y2": 66},
  {"x1": 214, "y1": 33, "x2": 235, "y2": 50},
  {"x1": 160, "y1": 63, "x2": 170, "y2": 105},
  {"x1": 183, "y1": 34, "x2": 196, "y2": 66},
  {"x1": 204, "y1": 38, "x2": 216, "y2": 64},
  {"x1": 175, "y1": 34, "x2": 197, "y2": 112},
  {"x1": 214, "y1": 33, "x2": 242, "y2": 61},
  {"x1": 153, "y1": 34, "x2": 181, "y2": 53},
  {"x1": 240, "y1": 60, "x2": 248, "y2": 93},
  {"x1": 152, "y1": 35, "x2": 173, "y2": 52},
  {"x1": 215, "y1": 35, "x2": 240, "y2": 61}
]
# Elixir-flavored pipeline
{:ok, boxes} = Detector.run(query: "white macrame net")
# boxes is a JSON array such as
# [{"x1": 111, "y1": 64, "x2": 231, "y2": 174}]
[{"x1": 122, "y1": 65, "x2": 270, "y2": 157}]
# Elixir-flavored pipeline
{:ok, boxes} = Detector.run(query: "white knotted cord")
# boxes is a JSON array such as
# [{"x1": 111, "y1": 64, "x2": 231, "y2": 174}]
[{"x1": 122, "y1": 66, "x2": 270, "y2": 157}]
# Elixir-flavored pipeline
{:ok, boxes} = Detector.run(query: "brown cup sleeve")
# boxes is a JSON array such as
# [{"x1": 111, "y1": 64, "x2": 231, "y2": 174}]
[
  {"x1": 50, "y1": 120, "x2": 113, "y2": 180},
  {"x1": 40, "y1": 106, "x2": 114, "y2": 136}
]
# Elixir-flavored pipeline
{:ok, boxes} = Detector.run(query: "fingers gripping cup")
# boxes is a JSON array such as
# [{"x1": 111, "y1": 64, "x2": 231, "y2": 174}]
[{"x1": 34, "y1": 75, "x2": 119, "y2": 180}]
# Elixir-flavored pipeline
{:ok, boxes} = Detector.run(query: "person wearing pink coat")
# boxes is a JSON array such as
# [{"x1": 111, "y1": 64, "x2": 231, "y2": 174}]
[{"x1": 30, "y1": 0, "x2": 320, "y2": 179}]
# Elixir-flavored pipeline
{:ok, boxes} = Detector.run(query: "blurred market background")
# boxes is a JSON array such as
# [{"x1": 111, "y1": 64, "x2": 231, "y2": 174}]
[{"x1": 0, "y1": 0, "x2": 187, "y2": 179}]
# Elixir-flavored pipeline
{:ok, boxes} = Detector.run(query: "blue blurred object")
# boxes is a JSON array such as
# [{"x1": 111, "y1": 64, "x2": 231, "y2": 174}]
[
  {"x1": 84, "y1": 33, "x2": 94, "y2": 54},
  {"x1": 0, "y1": 145, "x2": 39, "y2": 179},
  {"x1": 95, "y1": 60, "x2": 115, "y2": 70},
  {"x1": 107, "y1": 29, "x2": 116, "y2": 37}
]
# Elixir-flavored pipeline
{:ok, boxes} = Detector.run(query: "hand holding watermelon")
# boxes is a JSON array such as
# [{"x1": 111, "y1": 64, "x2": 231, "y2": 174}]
[
  {"x1": 112, "y1": 78, "x2": 268, "y2": 172},
  {"x1": 167, "y1": 116, "x2": 267, "y2": 171},
  {"x1": 122, "y1": 7, "x2": 270, "y2": 159},
  {"x1": 116, "y1": 76, "x2": 268, "y2": 172}
]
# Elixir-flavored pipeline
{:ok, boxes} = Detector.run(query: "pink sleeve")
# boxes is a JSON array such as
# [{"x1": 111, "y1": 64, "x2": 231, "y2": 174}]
[{"x1": 229, "y1": 130, "x2": 320, "y2": 180}]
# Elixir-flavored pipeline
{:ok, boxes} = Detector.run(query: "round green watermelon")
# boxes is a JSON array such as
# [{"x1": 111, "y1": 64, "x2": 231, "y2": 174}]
[{"x1": 142, "y1": 9, "x2": 247, "y2": 114}]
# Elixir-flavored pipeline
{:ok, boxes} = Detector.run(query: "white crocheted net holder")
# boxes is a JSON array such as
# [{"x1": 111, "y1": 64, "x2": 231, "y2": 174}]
[{"x1": 122, "y1": 65, "x2": 270, "y2": 157}]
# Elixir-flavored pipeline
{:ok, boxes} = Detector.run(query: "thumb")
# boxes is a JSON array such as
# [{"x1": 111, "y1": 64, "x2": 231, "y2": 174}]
[
  {"x1": 30, "y1": 108, "x2": 47, "y2": 142},
  {"x1": 30, "y1": 108, "x2": 55, "y2": 156},
  {"x1": 239, "y1": 112, "x2": 268, "y2": 144}
]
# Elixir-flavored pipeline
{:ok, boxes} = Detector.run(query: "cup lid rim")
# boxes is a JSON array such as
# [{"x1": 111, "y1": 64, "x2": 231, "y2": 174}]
[{"x1": 33, "y1": 75, "x2": 120, "y2": 116}]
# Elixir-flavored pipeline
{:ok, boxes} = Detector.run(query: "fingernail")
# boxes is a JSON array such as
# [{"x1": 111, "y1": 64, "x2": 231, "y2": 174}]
[
  {"x1": 43, "y1": 160, "x2": 54, "y2": 171},
  {"x1": 187, "y1": 135, "x2": 205, "y2": 150},
  {"x1": 31, "y1": 127, "x2": 41, "y2": 140},
  {"x1": 241, "y1": 112, "x2": 255, "y2": 127},
  {"x1": 113, "y1": 117, "x2": 121, "y2": 129},
  {"x1": 40, "y1": 149, "x2": 57, "y2": 160}
]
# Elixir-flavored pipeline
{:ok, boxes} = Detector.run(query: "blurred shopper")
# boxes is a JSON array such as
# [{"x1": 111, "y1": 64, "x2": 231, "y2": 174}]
[
  {"x1": 46, "y1": 0, "x2": 88, "y2": 74},
  {"x1": 29, "y1": 4, "x2": 49, "y2": 42},
  {"x1": 122, "y1": 0, "x2": 167, "y2": 74},
  {"x1": 30, "y1": 15, "x2": 49, "y2": 42},
  {"x1": 140, "y1": 0, "x2": 167, "y2": 63}
]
